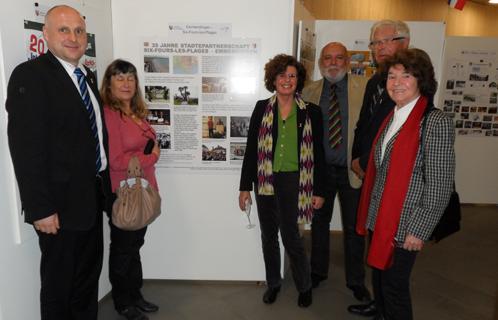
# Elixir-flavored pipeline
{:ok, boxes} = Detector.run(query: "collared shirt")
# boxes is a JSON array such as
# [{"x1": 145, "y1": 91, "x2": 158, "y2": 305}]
[
  {"x1": 380, "y1": 95, "x2": 420, "y2": 162},
  {"x1": 318, "y1": 75, "x2": 348, "y2": 167},
  {"x1": 273, "y1": 102, "x2": 298, "y2": 172},
  {"x1": 54, "y1": 54, "x2": 108, "y2": 172}
]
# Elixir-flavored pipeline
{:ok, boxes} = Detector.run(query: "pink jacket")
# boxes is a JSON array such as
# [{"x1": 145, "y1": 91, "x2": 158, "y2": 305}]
[{"x1": 104, "y1": 107, "x2": 159, "y2": 192}]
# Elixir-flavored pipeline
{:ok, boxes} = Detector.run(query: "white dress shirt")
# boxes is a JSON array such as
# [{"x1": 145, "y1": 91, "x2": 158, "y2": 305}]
[{"x1": 380, "y1": 95, "x2": 420, "y2": 162}]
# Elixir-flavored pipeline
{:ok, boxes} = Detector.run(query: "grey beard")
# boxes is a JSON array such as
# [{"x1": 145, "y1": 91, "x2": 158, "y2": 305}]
[{"x1": 322, "y1": 69, "x2": 346, "y2": 84}]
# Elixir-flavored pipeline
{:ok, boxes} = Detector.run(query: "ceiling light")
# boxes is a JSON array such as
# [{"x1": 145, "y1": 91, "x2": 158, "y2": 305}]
[{"x1": 489, "y1": 0, "x2": 498, "y2": 4}]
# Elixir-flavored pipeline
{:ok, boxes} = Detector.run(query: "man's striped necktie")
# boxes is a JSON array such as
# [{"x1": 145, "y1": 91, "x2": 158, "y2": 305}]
[
  {"x1": 74, "y1": 67, "x2": 102, "y2": 173},
  {"x1": 328, "y1": 84, "x2": 342, "y2": 148}
]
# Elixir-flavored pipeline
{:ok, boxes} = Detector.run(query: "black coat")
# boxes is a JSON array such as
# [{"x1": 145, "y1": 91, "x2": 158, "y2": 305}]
[
  {"x1": 239, "y1": 98, "x2": 326, "y2": 197},
  {"x1": 6, "y1": 51, "x2": 111, "y2": 230},
  {"x1": 352, "y1": 72, "x2": 396, "y2": 171}
]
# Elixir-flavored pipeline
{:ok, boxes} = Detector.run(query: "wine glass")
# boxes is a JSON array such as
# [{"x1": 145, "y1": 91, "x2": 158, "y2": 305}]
[{"x1": 244, "y1": 199, "x2": 256, "y2": 229}]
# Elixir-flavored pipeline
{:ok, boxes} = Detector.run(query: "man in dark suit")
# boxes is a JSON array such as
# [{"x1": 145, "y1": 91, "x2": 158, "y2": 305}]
[
  {"x1": 6, "y1": 5, "x2": 109, "y2": 320},
  {"x1": 302, "y1": 42, "x2": 371, "y2": 302},
  {"x1": 348, "y1": 20, "x2": 410, "y2": 319}
]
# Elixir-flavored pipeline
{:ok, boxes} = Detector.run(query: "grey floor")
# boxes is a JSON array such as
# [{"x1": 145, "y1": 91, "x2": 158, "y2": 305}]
[{"x1": 98, "y1": 205, "x2": 498, "y2": 320}]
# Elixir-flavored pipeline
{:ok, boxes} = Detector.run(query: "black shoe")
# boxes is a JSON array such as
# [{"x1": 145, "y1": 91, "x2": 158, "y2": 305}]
[
  {"x1": 135, "y1": 298, "x2": 159, "y2": 313},
  {"x1": 348, "y1": 285, "x2": 372, "y2": 302},
  {"x1": 118, "y1": 306, "x2": 148, "y2": 320},
  {"x1": 298, "y1": 289, "x2": 312, "y2": 308},
  {"x1": 347, "y1": 301, "x2": 378, "y2": 317},
  {"x1": 311, "y1": 273, "x2": 327, "y2": 288},
  {"x1": 262, "y1": 286, "x2": 281, "y2": 304}
]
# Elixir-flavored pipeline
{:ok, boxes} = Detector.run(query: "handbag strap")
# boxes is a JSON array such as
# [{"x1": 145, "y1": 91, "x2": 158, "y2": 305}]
[{"x1": 127, "y1": 156, "x2": 144, "y2": 178}]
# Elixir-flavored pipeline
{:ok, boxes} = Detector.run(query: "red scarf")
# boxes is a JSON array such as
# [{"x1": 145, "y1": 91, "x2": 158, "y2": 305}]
[{"x1": 356, "y1": 96, "x2": 428, "y2": 270}]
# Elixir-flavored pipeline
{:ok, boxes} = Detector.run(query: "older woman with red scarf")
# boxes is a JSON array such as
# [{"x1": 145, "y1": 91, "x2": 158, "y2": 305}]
[{"x1": 356, "y1": 48, "x2": 455, "y2": 320}]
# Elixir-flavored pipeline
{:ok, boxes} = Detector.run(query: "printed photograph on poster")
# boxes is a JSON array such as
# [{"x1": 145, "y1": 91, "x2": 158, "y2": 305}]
[
  {"x1": 173, "y1": 85, "x2": 198, "y2": 106},
  {"x1": 173, "y1": 56, "x2": 199, "y2": 74},
  {"x1": 202, "y1": 77, "x2": 228, "y2": 93},
  {"x1": 148, "y1": 108, "x2": 170, "y2": 125},
  {"x1": 144, "y1": 56, "x2": 170, "y2": 73},
  {"x1": 230, "y1": 116, "x2": 249, "y2": 138},
  {"x1": 202, "y1": 116, "x2": 226, "y2": 139},
  {"x1": 348, "y1": 51, "x2": 375, "y2": 77},
  {"x1": 202, "y1": 143, "x2": 226, "y2": 161},
  {"x1": 157, "y1": 132, "x2": 171, "y2": 149},
  {"x1": 145, "y1": 86, "x2": 170, "y2": 103},
  {"x1": 230, "y1": 142, "x2": 246, "y2": 161}
]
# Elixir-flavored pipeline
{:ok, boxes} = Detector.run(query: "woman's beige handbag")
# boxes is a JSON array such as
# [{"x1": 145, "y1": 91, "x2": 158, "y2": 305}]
[{"x1": 112, "y1": 156, "x2": 161, "y2": 230}]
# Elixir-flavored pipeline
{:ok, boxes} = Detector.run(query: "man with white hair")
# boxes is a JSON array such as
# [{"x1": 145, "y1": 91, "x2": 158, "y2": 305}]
[
  {"x1": 303, "y1": 42, "x2": 371, "y2": 302},
  {"x1": 349, "y1": 20, "x2": 411, "y2": 320}
]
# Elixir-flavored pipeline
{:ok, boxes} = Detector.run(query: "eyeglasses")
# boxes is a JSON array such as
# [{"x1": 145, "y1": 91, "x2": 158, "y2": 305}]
[
  {"x1": 369, "y1": 36, "x2": 405, "y2": 48},
  {"x1": 277, "y1": 73, "x2": 297, "y2": 80}
]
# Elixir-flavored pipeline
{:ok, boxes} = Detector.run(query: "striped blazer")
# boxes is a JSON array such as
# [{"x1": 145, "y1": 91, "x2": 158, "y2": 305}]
[{"x1": 365, "y1": 107, "x2": 455, "y2": 242}]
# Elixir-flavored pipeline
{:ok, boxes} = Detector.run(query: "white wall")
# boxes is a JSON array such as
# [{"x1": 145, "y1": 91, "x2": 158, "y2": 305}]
[
  {"x1": 0, "y1": 1, "x2": 114, "y2": 318},
  {"x1": 111, "y1": 0, "x2": 295, "y2": 280}
]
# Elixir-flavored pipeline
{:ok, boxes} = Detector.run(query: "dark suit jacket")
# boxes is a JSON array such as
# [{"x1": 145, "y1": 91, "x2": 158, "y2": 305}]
[
  {"x1": 239, "y1": 98, "x2": 326, "y2": 197},
  {"x1": 6, "y1": 51, "x2": 111, "y2": 231},
  {"x1": 352, "y1": 72, "x2": 395, "y2": 171}
]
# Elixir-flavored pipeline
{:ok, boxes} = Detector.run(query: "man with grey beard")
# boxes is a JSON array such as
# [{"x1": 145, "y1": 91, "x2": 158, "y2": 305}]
[{"x1": 302, "y1": 42, "x2": 371, "y2": 302}]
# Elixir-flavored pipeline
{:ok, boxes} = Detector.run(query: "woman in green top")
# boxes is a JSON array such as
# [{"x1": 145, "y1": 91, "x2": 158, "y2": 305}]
[{"x1": 238, "y1": 54, "x2": 326, "y2": 308}]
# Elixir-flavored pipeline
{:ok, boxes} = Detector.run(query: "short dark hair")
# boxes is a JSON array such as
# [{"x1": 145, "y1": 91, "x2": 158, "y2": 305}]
[
  {"x1": 264, "y1": 54, "x2": 306, "y2": 93},
  {"x1": 382, "y1": 48, "x2": 437, "y2": 97}
]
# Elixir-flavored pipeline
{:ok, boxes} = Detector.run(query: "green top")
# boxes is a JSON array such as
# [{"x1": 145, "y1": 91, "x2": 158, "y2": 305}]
[{"x1": 273, "y1": 102, "x2": 299, "y2": 172}]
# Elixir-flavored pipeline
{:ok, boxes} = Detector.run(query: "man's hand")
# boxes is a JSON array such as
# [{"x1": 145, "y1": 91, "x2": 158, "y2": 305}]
[
  {"x1": 238, "y1": 191, "x2": 252, "y2": 211},
  {"x1": 403, "y1": 234, "x2": 424, "y2": 252},
  {"x1": 34, "y1": 213, "x2": 60, "y2": 234},
  {"x1": 352, "y1": 158, "x2": 365, "y2": 179},
  {"x1": 312, "y1": 196, "x2": 325, "y2": 209}
]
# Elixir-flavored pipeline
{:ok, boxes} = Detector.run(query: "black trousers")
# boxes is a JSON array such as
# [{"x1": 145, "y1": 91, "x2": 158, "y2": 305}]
[
  {"x1": 311, "y1": 165, "x2": 366, "y2": 287},
  {"x1": 37, "y1": 213, "x2": 103, "y2": 320},
  {"x1": 108, "y1": 193, "x2": 147, "y2": 311},
  {"x1": 372, "y1": 247, "x2": 418, "y2": 320},
  {"x1": 255, "y1": 172, "x2": 311, "y2": 293}
]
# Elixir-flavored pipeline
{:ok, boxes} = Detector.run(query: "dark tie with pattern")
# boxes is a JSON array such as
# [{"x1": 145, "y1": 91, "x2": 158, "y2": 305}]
[
  {"x1": 74, "y1": 67, "x2": 102, "y2": 173},
  {"x1": 328, "y1": 84, "x2": 342, "y2": 148}
]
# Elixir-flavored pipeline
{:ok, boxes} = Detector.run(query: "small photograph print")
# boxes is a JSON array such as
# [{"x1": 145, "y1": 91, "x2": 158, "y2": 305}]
[
  {"x1": 202, "y1": 77, "x2": 228, "y2": 93},
  {"x1": 458, "y1": 129, "x2": 468, "y2": 135},
  {"x1": 446, "y1": 80, "x2": 454, "y2": 90},
  {"x1": 460, "y1": 112, "x2": 469, "y2": 120},
  {"x1": 494, "y1": 130, "x2": 498, "y2": 137},
  {"x1": 451, "y1": 90, "x2": 463, "y2": 96},
  {"x1": 230, "y1": 116, "x2": 250, "y2": 138},
  {"x1": 461, "y1": 106, "x2": 470, "y2": 112},
  {"x1": 157, "y1": 132, "x2": 171, "y2": 149},
  {"x1": 446, "y1": 112, "x2": 455, "y2": 118},
  {"x1": 173, "y1": 56, "x2": 199, "y2": 74},
  {"x1": 470, "y1": 107, "x2": 477, "y2": 113},
  {"x1": 444, "y1": 100, "x2": 453, "y2": 107},
  {"x1": 144, "y1": 56, "x2": 170, "y2": 73},
  {"x1": 469, "y1": 73, "x2": 488, "y2": 82},
  {"x1": 455, "y1": 80, "x2": 466, "y2": 88},
  {"x1": 471, "y1": 129, "x2": 483, "y2": 135},
  {"x1": 230, "y1": 142, "x2": 246, "y2": 160},
  {"x1": 472, "y1": 114, "x2": 480, "y2": 121},
  {"x1": 202, "y1": 116, "x2": 227, "y2": 139},
  {"x1": 173, "y1": 86, "x2": 199, "y2": 106},
  {"x1": 145, "y1": 86, "x2": 170, "y2": 103},
  {"x1": 489, "y1": 107, "x2": 497, "y2": 114},
  {"x1": 490, "y1": 92, "x2": 498, "y2": 104},
  {"x1": 489, "y1": 82, "x2": 497, "y2": 88},
  {"x1": 483, "y1": 115, "x2": 492, "y2": 122},
  {"x1": 472, "y1": 122, "x2": 482, "y2": 128},
  {"x1": 478, "y1": 107, "x2": 487, "y2": 113},
  {"x1": 485, "y1": 130, "x2": 492, "y2": 136},
  {"x1": 464, "y1": 121, "x2": 472, "y2": 128},
  {"x1": 463, "y1": 94, "x2": 476, "y2": 102},
  {"x1": 482, "y1": 122, "x2": 492, "y2": 130},
  {"x1": 148, "y1": 109, "x2": 170, "y2": 125},
  {"x1": 495, "y1": 116, "x2": 498, "y2": 121},
  {"x1": 455, "y1": 120, "x2": 463, "y2": 128},
  {"x1": 454, "y1": 106, "x2": 460, "y2": 113},
  {"x1": 202, "y1": 144, "x2": 226, "y2": 161},
  {"x1": 443, "y1": 105, "x2": 453, "y2": 112},
  {"x1": 492, "y1": 123, "x2": 498, "y2": 129}
]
